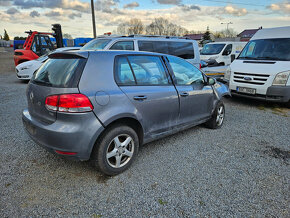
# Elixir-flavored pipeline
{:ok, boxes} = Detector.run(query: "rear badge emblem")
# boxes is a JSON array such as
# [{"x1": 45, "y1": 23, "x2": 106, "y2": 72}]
[{"x1": 243, "y1": 77, "x2": 252, "y2": 81}]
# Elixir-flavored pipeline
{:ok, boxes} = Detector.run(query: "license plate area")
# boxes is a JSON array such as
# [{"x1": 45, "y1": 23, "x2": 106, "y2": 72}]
[{"x1": 236, "y1": 87, "x2": 256, "y2": 95}]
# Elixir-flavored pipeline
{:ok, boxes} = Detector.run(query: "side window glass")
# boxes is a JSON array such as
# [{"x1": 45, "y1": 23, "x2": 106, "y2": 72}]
[
  {"x1": 223, "y1": 44, "x2": 232, "y2": 55},
  {"x1": 31, "y1": 41, "x2": 37, "y2": 53},
  {"x1": 110, "y1": 41, "x2": 134, "y2": 50},
  {"x1": 127, "y1": 56, "x2": 169, "y2": 85},
  {"x1": 168, "y1": 42, "x2": 195, "y2": 59},
  {"x1": 168, "y1": 56, "x2": 204, "y2": 85},
  {"x1": 138, "y1": 41, "x2": 154, "y2": 52},
  {"x1": 115, "y1": 57, "x2": 136, "y2": 85}
]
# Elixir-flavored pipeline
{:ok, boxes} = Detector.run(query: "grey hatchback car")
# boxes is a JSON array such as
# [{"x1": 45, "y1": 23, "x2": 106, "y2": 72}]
[{"x1": 22, "y1": 50, "x2": 230, "y2": 175}]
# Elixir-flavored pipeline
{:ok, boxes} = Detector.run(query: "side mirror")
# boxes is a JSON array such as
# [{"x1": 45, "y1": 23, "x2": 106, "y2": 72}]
[
  {"x1": 231, "y1": 54, "x2": 236, "y2": 62},
  {"x1": 208, "y1": 77, "x2": 216, "y2": 85},
  {"x1": 222, "y1": 50, "x2": 230, "y2": 56}
]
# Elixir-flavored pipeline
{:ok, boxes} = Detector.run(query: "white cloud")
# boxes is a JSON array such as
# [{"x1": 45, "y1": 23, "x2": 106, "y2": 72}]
[
  {"x1": 123, "y1": 2, "x2": 139, "y2": 9},
  {"x1": 224, "y1": 5, "x2": 247, "y2": 16},
  {"x1": 268, "y1": 1, "x2": 290, "y2": 14}
]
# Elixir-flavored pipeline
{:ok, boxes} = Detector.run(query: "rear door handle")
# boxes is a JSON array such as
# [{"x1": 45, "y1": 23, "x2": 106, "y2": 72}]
[
  {"x1": 180, "y1": 92, "x2": 189, "y2": 97},
  {"x1": 133, "y1": 95, "x2": 147, "y2": 101}
]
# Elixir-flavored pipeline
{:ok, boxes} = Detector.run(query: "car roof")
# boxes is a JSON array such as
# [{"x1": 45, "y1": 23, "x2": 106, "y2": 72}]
[
  {"x1": 92, "y1": 36, "x2": 196, "y2": 43},
  {"x1": 251, "y1": 26, "x2": 290, "y2": 40},
  {"x1": 50, "y1": 50, "x2": 169, "y2": 59}
]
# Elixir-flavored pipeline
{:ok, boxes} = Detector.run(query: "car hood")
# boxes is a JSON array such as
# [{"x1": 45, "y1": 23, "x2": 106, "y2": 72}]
[
  {"x1": 16, "y1": 59, "x2": 40, "y2": 70},
  {"x1": 231, "y1": 59, "x2": 290, "y2": 75}
]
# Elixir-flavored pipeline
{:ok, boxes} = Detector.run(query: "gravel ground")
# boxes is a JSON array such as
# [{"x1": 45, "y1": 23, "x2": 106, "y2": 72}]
[{"x1": 0, "y1": 48, "x2": 289, "y2": 217}]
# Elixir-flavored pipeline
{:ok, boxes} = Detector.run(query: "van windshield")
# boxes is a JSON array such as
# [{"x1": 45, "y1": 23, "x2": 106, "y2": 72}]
[
  {"x1": 81, "y1": 39, "x2": 111, "y2": 50},
  {"x1": 238, "y1": 38, "x2": 290, "y2": 61},
  {"x1": 200, "y1": 44, "x2": 225, "y2": 55}
]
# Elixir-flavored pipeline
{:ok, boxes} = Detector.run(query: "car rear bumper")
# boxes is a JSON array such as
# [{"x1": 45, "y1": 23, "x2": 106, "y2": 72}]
[
  {"x1": 231, "y1": 86, "x2": 290, "y2": 103},
  {"x1": 22, "y1": 109, "x2": 104, "y2": 161}
]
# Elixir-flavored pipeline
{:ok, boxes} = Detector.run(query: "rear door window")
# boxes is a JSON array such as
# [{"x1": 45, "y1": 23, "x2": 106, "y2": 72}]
[
  {"x1": 110, "y1": 41, "x2": 134, "y2": 50},
  {"x1": 138, "y1": 41, "x2": 194, "y2": 59},
  {"x1": 32, "y1": 58, "x2": 87, "y2": 88},
  {"x1": 114, "y1": 57, "x2": 136, "y2": 85},
  {"x1": 115, "y1": 55, "x2": 170, "y2": 86}
]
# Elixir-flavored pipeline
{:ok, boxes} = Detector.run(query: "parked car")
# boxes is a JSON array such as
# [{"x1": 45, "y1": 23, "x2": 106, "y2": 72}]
[
  {"x1": 228, "y1": 26, "x2": 290, "y2": 103},
  {"x1": 200, "y1": 42, "x2": 246, "y2": 66},
  {"x1": 15, "y1": 47, "x2": 80, "y2": 80},
  {"x1": 80, "y1": 35, "x2": 201, "y2": 68},
  {"x1": 22, "y1": 50, "x2": 230, "y2": 175}
]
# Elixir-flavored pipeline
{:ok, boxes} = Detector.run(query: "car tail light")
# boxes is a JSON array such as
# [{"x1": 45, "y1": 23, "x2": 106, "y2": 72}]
[
  {"x1": 45, "y1": 94, "x2": 93, "y2": 113},
  {"x1": 45, "y1": 95, "x2": 58, "y2": 111},
  {"x1": 199, "y1": 63, "x2": 202, "y2": 69}
]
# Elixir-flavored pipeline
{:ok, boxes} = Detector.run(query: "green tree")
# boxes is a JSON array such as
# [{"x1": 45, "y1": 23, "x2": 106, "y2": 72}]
[
  {"x1": 3, "y1": 29, "x2": 10, "y2": 41},
  {"x1": 203, "y1": 26, "x2": 211, "y2": 40}
]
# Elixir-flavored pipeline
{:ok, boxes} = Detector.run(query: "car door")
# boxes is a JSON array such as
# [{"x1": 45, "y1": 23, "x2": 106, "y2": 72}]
[
  {"x1": 115, "y1": 55, "x2": 179, "y2": 136},
  {"x1": 222, "y1": 44, "x2": 233, "y2": 65},
  {"x1": 165, "y1": 56, "x2": 214, "y2": 126}
]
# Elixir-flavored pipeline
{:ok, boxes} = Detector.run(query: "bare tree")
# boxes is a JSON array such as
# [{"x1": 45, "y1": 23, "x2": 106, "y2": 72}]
[
  {"x1": 116, "y1": 18, "x2": 144, "y2": 35},
  {"x1": 117, "y1": 23, "x2": 128, "y2": 35},
  {"x1": 145, "y1": 18, "x2": 188, "y2": 36},
  {"x1": 127, "y1": 18, "x2": 144, "y2": 35},
  {"x1": 215, "y1": 28, "x2": 237, "y2": 38}
]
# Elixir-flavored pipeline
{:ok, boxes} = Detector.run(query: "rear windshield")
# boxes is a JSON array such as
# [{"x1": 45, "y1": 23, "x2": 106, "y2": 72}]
[
  {"x1": 31, "y1": 58, "x2": 86, "y2": 88},
  {"x1": 138, "y1": 41, "x2": 195, "y2": 59}
]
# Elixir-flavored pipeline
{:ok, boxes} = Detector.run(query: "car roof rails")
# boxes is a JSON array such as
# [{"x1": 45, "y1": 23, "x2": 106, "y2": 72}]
[{"x1": 126, "y1": 34, "x2": 191, "y2": 40}]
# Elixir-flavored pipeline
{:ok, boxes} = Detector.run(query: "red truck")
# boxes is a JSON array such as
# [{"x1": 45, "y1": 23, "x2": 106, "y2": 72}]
[{"x1": 14, "y1": 24, "x2": 63, "y2": 66}]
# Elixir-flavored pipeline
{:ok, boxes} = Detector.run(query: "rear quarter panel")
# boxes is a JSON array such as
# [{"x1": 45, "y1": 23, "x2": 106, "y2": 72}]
[{"x1": 78, "y1": 52, "x2": 145, "y2": 130}]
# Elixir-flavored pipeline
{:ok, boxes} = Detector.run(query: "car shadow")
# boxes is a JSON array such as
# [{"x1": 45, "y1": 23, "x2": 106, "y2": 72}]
[{"x1": 228, "y1": 96, "x2": 289, "y2": 109}]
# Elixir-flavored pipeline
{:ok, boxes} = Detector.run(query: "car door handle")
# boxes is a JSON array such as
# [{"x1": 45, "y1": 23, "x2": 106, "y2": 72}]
[
  {"x1": 133, "y1": 95, "x2": 147, "y2": 101},
  {"x1": 180, "y1": 92, "x2": 189, "y2": 97}
]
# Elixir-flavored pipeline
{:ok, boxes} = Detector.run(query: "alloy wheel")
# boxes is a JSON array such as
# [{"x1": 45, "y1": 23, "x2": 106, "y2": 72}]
[{"x1": 106, "y1": 134, "x2": 134, "y2": 168}]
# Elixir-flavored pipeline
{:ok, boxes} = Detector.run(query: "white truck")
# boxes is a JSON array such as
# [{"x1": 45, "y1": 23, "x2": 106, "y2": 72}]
[
  {"x1": 200, "y1": 42, "x2": 246, "y2": 66},
  {"x1": 227, "y1": 26, "x2": 290, "y2": 104}
]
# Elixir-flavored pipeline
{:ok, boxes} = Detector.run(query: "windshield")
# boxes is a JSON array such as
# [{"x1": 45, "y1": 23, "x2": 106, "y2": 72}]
[
  {"x1": 81, "y1": 39, "x2": 111, "y2": 50},
  {"x1": 238, "y1": 38, "x2": 290, "y2": 61},
  {"x1": 200, "y1": 44, "x2": 225, "y2": 55}
]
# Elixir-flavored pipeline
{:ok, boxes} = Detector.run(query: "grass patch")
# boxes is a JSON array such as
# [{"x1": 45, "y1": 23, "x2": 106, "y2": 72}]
[{"x1": 158, "y1": 199, "x2": 168, "y2": 205}]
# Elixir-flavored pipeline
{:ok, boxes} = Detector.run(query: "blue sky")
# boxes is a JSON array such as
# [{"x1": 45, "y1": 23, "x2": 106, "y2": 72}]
[{"x1": 0, "y1": 0, "x2": 289, "y2": 38}]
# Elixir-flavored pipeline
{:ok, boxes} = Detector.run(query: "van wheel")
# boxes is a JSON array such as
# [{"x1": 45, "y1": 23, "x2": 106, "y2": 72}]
[
  {"x1": 91, "y1": 124, "x2": 139, "y2": 176},
  {"x1": 205, "y1": 101, "x2": 225, "y2": 129}
]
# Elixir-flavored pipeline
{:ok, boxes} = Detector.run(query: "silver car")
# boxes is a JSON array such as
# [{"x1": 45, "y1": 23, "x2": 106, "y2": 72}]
[{"x1": 22, "y1": 50, "x2": 230, "y2": 175}]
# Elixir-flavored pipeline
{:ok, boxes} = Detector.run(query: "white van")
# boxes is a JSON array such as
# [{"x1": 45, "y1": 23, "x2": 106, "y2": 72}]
[
  {"x1": 81, "y1": 36, "x2": 201, "y2": 68},
  {"x1": 227, "y1": 26, "x2": 290, "y2": 103},
  {"x1": 200, "y1": 42, "x2": 246, "y2": 66}
]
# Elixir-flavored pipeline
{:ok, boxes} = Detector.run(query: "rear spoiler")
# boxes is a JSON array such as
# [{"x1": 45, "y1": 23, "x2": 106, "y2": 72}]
[{"x1": 48, "y1": 51, "x2": 88, "y2": 59}]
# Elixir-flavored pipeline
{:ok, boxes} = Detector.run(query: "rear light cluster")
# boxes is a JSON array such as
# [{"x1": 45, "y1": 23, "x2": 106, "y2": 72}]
[{"x1": 45, "y1": 94, "x2": 93, "y2": 113}]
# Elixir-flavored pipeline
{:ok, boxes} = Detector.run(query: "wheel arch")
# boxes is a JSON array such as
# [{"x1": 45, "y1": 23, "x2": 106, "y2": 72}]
[{"x1": 89, "y1": 116, "x2": 145, "y2": 159}]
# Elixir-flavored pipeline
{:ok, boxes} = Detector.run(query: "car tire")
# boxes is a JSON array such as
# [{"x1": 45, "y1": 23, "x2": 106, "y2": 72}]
[
  {"x1": 205, "y1": 101, "x2": 225, "y2": 129},
  {"x1": 91, "y1": 124, "x2": 139, "y2": 176}
]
